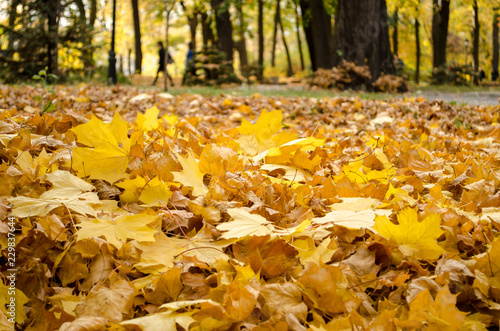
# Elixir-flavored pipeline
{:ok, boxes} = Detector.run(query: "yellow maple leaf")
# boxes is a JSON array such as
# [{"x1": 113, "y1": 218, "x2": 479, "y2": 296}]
[
  {"x1": 172, "y1": 152, "x2": 208, "y2": 196},
  {"x1": 374, "y1": 207, "x2": 444, "y2": 260},
  {"x1": 475, "y1": 237, "x2": 500, "y2": 287},
  {"x1": 76, "y1": 213, "x2": 160, "y2": 249},
  {"x1": 120, "y1": 311, "x2": 195, "y2": 330},
  {"x1": 139, "y1": 177, "x2": 172, "y2": 207},
  {"x1": 9, "y1": 170, "x2": 99, "y2": 217},
  {"x1": 133, "y1": 233, "x2": 229, "y2": 274},
  {"x1": 115, "y1": 176, "x2": 147, "y2": 204},
  {"x1": 399, "y1": 286, "x2": 466, "y2": 330},
  {"x1": 216, "y1": 208, "x2": 274, "y2": 239},
  {"x1": 199, "y1": 144, "x2": 243, "y2": 177},
  {"x1": 136, "y1": 105, "x2": 160, "y2": 132},
  {"x1": 237, "y1": 109, "x2": 292, "y2": 155},
  {"x1": 70, "y1": 113, "x2": 131, "y2": 183}
]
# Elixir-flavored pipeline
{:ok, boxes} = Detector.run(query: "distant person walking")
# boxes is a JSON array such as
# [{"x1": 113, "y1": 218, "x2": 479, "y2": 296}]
[{"x1": 153, "y1": 41, "x2": 174, "y2": 86}]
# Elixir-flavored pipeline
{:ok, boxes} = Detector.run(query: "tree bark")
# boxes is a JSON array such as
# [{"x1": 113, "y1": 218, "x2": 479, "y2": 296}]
[
  {"x1": 201, "y1": 10, "x2": 215, "y2": 47},
  {"x1": 308, "y1": 0, "x2": 332, "y2": 69},
  {"x1": 415, "y1": 19, "x2": 421, "y2": 84},
  {"x1": 472, "y1": 0, "x2": 479, "y2": 85},
  {"x1": 257, "y1": 0, "x2": 264, "y2": 80},
  {"x1": 431, "y1": 0, "x2": 450, "y2": 69},
  {"x1": 294, "y1": 1, "x2": 305, "y2": 71},
  {"x1": 332, "y1": 0, "x2": 395, "y2": 80},
  {"x1": 7, "y1": 0, "x2": 21, "y2": 56},
  {"x1": 131, "y1": 0, "x2": 142, "y2": 74},
  {"x1": 44, "y1": 0, "x2": 60, "y2": 74},
  {"x1": 299, "y1": 0, "x2": 316, "y2": 71},
  {"x1": 278, "y1": 7, "x2": 293, "y2": 76},
  {"x1": 493, "y1": 9, "x2": 499, "y2": 81},
  {"x1": 393, "y1": 8, "x2": 398, "y2": 56},
  {"x1": 235, "y1": 0, "x2": 248, "y2": 77},
  {"x1": 211, "y1": 0, "x2": 234, "y2": 64},
  {"x1": 181, "y1": 1, "x2": 198, "y2": 50},
  {"x1": 271, "y1": 0, "x2": 280, "y2": 67}
]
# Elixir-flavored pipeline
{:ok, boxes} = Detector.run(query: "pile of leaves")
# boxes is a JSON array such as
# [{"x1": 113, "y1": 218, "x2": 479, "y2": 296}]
[
  {"x1": 309, "y1": 61, "x2": 372, "y2": 90},
  {"x1": 182, "y1": 46, "x2": 241, "y2": 86},
  {"x1": 373, "y1": 74, "x2": 410, "y2": 93},
  {"x1": 2, "y1": 84, "x2": 500, "y2": 330}
]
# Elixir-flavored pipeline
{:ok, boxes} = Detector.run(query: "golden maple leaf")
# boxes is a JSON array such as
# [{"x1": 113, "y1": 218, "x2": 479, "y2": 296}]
[
  {"x1": 374, "y1": 207, "x2": 445, "y2": 260},
  {"x1": 172, "y1": 152, "x2": 208, "y2": 196},
  {"x1": 75, "y1": 213, "x2": 160, "y2": 249},
  {"x1": 70, "y1": 113, "x2": 131, "y2": 183}
]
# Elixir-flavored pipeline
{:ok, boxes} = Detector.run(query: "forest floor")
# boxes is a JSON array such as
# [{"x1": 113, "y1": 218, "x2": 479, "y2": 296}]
[{"x1": 2, "y1": 83, "x2": 500, "y2": 329}]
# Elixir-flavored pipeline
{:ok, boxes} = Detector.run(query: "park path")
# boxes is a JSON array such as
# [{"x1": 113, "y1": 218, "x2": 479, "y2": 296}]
[{"x1": 418, "y1": 91, "x2": 500, "y2": 106}]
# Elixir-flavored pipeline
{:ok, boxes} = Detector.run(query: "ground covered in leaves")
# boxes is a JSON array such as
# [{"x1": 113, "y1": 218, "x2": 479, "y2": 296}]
[{"x1": 1, "y1": 84, "x2": 500, "y2": 330}]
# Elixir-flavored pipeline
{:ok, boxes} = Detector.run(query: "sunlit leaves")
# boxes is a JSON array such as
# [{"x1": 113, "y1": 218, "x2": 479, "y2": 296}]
[
  {"x1": 374, "y1": 207, "x2": 445, "y2": 260},
  {"x1": 4, "y1": 86, "x2": 500, "y2": 330},
  {"x1": 71, "y1": 113, "x2": 131, "y2": 183}
]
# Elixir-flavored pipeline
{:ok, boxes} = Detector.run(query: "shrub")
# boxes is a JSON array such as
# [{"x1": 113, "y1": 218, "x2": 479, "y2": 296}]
[
  {"x1": 182, "y1": 46, "x2": 241, "y2": 86},
  {"x1": 431, "y1": 64, "x2": 476, "y2": 86}
]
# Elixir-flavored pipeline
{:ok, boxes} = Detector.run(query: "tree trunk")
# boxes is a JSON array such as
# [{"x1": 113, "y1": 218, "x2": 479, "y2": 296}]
[
  {"x1": 187, "y1": 11, "x2": 198, "y2": 50},
  {"x1": 332, "y1": 0, "x2": 395, "y2": 80},
  {"x1": 294, "y1": 1, "x2": 305, "y2": 71},
  {"x1": 493, "y1": 9, "x2": 499, "y2": 81},
  {"x1": 472, "y1": 0, "x2": 479, "y2": 85},
  {"x1": 211, "y1": 0, "x2": 234, "y2": 64},
  {"x1": 308, "y1": 0, "x2": 332, "y2": 69},
  {"x1": 299, "y1": 0, "x2": 316, "y2": 71},
  {"x1": 257, "y1": 0, "x2": 264, "y2": 80},
  {"x1": 393, "y1": 8, "x2": 398, "y2": 56},
  {"x1": 201, "y1": 10, "x2": 215, "y2": 47},
  {"x1": 278, "y1": 10, "x2": 293, "y2": 76},
  {"x1": 271, "y1": 0, "x2": 280, "y2": 67},
  {"x1": 131, "y1": 0, "x2": 142, "y2": 74},
  {"x1": 7, "y1": 0, "x2": 20, "y2": 56},
  {"x1": 432, "y1": 0, "x2": 450, "y2": 69},
  {"x1": 128, "y1": 48, "x2": 132, "y2": 75},
  {"x1": 44, "y1": 0, "x2": 60, "y2": 74},
  {"x1": 235, "y1": 0, "x2": 248, "y2": 77},
  {"x1": 415, "y1": 19, "x2": 421, "y2": 84}
]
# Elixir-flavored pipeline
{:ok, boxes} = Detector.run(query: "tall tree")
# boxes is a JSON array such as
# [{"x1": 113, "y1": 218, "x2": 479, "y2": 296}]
[
  {"x1": 393, "y1": 8, "x2": 399, "y2": 56},
  {"x1": 211, "y1": 0, "x2": 234, "y2": 64},
  {"x1": 293, "y1": 0, "x2": 305, "y2": 71},
  {"x1": 181, "y1": 1, "x2": 199, "y2": 50},
  {"x1": 415, "y1": 18, "x2": 421, "y2": 84},
  {"x1": 43, "y1": 0, "x2": 61, "y2": 73},
  {"x1": 432, "y1": 0, "x2": 450, "y2": 68},
  {"x1": 472, "y1": 0, "x2": 479, "y2": 84},
  {"x1": 131, "y1": 0, "x2": 142, "y2": 74},
  {"x1": 332, "y1": 0, "x2": 395, "y2": 79},
  {"x1": 493, "y1": 8, "x2": 499, "y2": 81},
  {"x1": 299, "y1": 0, "x2": 316, "y2": 71},
  {"x1": 234, "y1": 0, "x2": 248, "y2": 76},
  {"x1": 271, "y1": 0, "x2": 280, "y2": 67},
  {"x1": 201, "y1": 10, "x2": 215, "y2": 47},
  {"x1": 257, "y1": 0, "x2": 264, "y2": 80},
  {"x1": 7, "y1": 0, "x2": 21, "y2": 56},
  {"x1": 278, "y1": 2, "x2": 293, "y2": 76},
  {"x1": 300, "y1": 0, "x2": 332, "y2": 70}
]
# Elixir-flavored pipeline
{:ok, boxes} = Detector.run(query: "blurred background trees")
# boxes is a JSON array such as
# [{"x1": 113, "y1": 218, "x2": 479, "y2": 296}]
[{"x1": 0, "y1": 0, "x2": 499, "y2": 86}]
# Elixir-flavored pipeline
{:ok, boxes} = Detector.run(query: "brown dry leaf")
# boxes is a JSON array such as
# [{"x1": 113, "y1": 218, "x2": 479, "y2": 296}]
[{"x1": 75, "y1": 279, "x2": 137, "y2": 323}]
